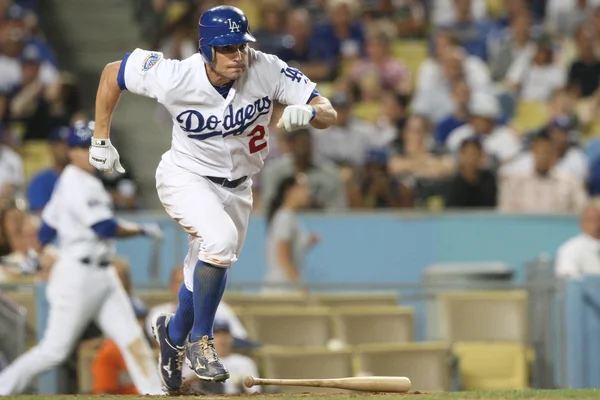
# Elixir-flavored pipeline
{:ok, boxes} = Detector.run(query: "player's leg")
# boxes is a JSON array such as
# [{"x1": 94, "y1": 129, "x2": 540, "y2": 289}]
[
  {"x1": 156, "y1": 163, "x2": 240, "y2": 382},
  {"x1": 0, "y1": 284, "x2": 94, "y2": 395},
  {"x1": 96, "y1": 269, "x2": 163, "y2": 395}
]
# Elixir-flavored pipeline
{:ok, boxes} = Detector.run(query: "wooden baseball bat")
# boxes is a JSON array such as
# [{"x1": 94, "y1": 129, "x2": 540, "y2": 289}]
[{"x1": 244, "y1": 376, "x2": 411, "y2": 393}]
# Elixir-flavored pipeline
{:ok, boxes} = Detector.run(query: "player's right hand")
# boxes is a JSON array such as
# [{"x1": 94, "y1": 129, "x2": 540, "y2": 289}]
[
  {"x1": 141, "y1": 223, "x2": 164, "y2": 242},
  {"x1": 89, "y1": 138, "x2": 126, "y2": 173}
]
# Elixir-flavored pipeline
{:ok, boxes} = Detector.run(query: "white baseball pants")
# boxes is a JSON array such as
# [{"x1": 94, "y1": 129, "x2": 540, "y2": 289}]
[
  {"x1": 0, "y1": 260, "x2": 163, "y2": 395},
  {"x1": 156, "y1": 156, "x2": 253, "y2": 290}
]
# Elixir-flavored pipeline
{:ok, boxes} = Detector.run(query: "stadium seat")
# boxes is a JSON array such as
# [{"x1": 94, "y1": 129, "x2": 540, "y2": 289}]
[
  {"x1": 511, "y1": 101, "x2": 549, "y2": 135},
  {"x1": 21, "y1": 140, "x2": 53, "y2": 181},
  {"x1": 257, "y1": 346, "x2": 354, "y2": 393},
  {"x1": 354, "y1": 342, "x2": 451, "y2": 392},
  {"x1": 332, "y1": 306, "x2": 415, "y2": 345},
  {"x1": 222, "y1": 292, "x2": 309, "y2": 308},
  {"x1": 242, "y1": 306, "x2": 333, "y2": 347},
  {"x1": 77, "y1": 343, "x2": 101, "y2": 393},
  {"x1": 452, "y1": 342, "x2": 533, "y2": 390},
  {"x1": 2, "y1": 288, "x2": 38, "y2": 349},
  {"x1": 391, "y1": 40, "x2": 428, "y2": 86},
  {"x1": 437, "y1": 291, "x2": 528, "y2": 343},
  {"x1": 309, "y1": 292, "x2": 399, "y2": 308}
]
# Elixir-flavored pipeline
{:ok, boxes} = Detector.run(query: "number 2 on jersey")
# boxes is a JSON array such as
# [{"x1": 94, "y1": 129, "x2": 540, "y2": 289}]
[{"x1": 248, "y1": 125, "x2": 267, "y2": 153}]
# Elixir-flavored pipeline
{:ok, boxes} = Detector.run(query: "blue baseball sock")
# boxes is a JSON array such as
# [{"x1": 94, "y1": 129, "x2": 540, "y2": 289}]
[
  {"x1": 190, "y1": 260, "x2": 228, "y2": 342},
  {"x1": 166, "y1": 283, "x2": 194, "y2": 347}
]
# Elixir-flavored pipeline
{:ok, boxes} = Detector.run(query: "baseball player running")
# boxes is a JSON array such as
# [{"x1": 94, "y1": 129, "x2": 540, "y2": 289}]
[
  {"x1": 0, "y1": 121, "x2": 164, "y2": 395},
  {"x1": 89, "y1": 4, "x2": 337, "y2": 392}
]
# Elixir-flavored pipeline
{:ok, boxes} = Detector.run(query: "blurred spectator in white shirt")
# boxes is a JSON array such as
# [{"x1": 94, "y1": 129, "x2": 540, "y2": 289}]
[
  {"x1": 311, "y1": 92, "x2": 388, "y2": 168},
  {"x1": 501, "y1": 116, "x2": 589, "y2": 181},
  {"x1": 431, "y1": 0, "x2": 487, "y2": 27},
  {"x1": 505, "y1": 35, "x2": 566, "y2": 102},
  {"x1": 413, "y1": 36, "x2": 492, "y2": 123},
  {"x1": 499, "y1": 131, "x2": 588, "y2": 213},
  {"x1": 446, "y1": 91, "x2": 521, "y2": 166},
  {"x1": 488, "y1": 9, "x2": 536, "y2": 81},
  {"x1": 555, "y1": 201, "x2": 600, "y2": 278}
]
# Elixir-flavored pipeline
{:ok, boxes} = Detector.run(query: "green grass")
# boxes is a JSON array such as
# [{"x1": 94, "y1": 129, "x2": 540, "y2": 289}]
[{"x1": 4, "y1": 390, "x2": 600, "y2": 400}]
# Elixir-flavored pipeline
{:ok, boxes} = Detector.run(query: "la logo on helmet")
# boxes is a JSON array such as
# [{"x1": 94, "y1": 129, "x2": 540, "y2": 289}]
[{"x1": 227, "y1": 18, "x2": 240, "y2": 33}]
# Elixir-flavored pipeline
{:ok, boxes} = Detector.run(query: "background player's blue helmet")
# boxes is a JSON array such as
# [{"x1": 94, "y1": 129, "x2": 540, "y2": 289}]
[
  {"x1": 67, "y1": 120, "x2": 95, "y2": 148},
  {"x1": 198, "y1": 5, "x2": 256, "y2": 64}
]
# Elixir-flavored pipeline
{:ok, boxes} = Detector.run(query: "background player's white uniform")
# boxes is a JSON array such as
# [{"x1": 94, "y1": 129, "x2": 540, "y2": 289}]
[
  {"x1": 119, "y1": 47, "x2": 317, "y2": 287},
  {"x1": 0, "y1": 164, "x2": 162, "y2": 395}
]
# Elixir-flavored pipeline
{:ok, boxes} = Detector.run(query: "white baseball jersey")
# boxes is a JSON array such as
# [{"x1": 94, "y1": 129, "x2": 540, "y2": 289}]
[
  {"x1": 119, "y1": 48, "x2": 317, "y2": 180},
  {"x1": 42, "y1": 164, "x2": 115, "y2": 262}
]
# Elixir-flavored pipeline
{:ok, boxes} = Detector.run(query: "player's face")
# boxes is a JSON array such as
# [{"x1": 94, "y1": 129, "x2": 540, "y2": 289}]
[{"x1": 212, "y1": 43, "x2": 249, "y2": 81}]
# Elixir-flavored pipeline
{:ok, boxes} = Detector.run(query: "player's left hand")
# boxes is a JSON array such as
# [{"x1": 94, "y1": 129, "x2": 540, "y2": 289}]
[
  {"x1": 141, "y1": 223, "x2": 164, "y2": 242},
  {"x1": 277, "y1": 104, "x2": 315, "y2": 132}
]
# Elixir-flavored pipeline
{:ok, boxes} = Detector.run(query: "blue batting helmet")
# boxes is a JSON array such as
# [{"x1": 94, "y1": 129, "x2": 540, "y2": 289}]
[
  {"x1": 198, "y1": 5, "x2": 255, "y2": 64},
  {"x1": 67, "y1": 120, "x2": 95, "y2": 148}
]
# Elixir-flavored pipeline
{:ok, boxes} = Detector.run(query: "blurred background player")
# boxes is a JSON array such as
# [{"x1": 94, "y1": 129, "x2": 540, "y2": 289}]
[{"x1": 0, "y1": 120, "x2": 164, "y2": 395}]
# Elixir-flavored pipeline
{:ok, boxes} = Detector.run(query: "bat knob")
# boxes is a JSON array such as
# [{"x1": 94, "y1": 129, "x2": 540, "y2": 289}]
[{"x1": 244, "y1": 375, "x2": 255, "y2": 388}]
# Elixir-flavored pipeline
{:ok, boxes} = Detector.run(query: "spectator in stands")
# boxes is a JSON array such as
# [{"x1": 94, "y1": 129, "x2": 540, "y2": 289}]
[
  {"x1": 435, "y1": 78, "x2": 470, "y2": 146},
  {"x1": 311, "y1": 0, "x2": 365, "y2": 69},
  {"x1": 7, "y1": 43, "x2": 61, "y2": 141},
  {"x1": 252, "y1": 1, "x2": 286, "y2": 55},
  {"x1": 0, "y1": 135, "x2": 23, "y2": 200},
  {"x1": 499, "y1": 131, "x2": 588, "y2": 213},
  {"x1": 45, "y1": 72, "x2": 81, "y2": 129},
  {"x1": 555, "y1": 201, "x2": 600, "y2": 278},
  {"x1": 0, "y1": 198, "x2": 53, "y2": 281},
  {"x1": 311, "y1": 92, "x2": 383, "y2": 168},
  {"x1": 375, "y1": 91, "x2": 408, "y2": 148},
  {"x1": 437, "y1": 0, "x2": 497, "y2": 61},
  {"x1": 553, "y1": 0, "x2": 593, "y2": 37},
  {"x1": 345, "y1": 149, "x2": 410, "y2": 208},
  {"x1": 26, "y1": 126, "x2": 68, "y2": 213},
  {"x1": 184, "y1": 319, "x2": 260, "y2": 395},
  {"x1": 275, "y1": 8, "x2": 334, "y2": 82},
  {"x1": 91, "y1": 258, "x2": 150, "y2": 395},
  {"x1": 567, "y1": 23, "x2": 600, "y2": 99},
  {"x1": 263, "y1": 174, "x2": 318, "y2": 293},
  {"x1": 388, "y1": 115, "x2": 455, "y2": 180},
  {"x1": 0, "y1": 26, "x2": 58, "y2": 93},
  {"x1": 362, "y1": 0, "x2": 426, "y2": 38},
  {"x1": 445, "y1": 137, "x2": 497, "y2": 208},
  {"x1": 261, "y1": 129, "x2": 347, "y2": 211},
  {"x1": 505, "y1": 35, "x2": 567, "y2": 102},
  {"x1": 413, "y1": 42, "x2": 492, "y2": 123},
  {"x1": 349, "y1": 24, "x2": 411, "y2": 94},
  {"x1": 501, "y1": 117, "x2": 589, "y2": 181},
  {"x1": 145, "y1": 265, "x2": 251, "y2": 347},
  {"x1": 446, "y1": 92, "x2": 521, "y2": 166},
  {"x1": 488, "y1": 9, "x2": 536, "y2": 81},
  {"x1": 431, "y1": 0, "x2": 488, "y2": 27}
]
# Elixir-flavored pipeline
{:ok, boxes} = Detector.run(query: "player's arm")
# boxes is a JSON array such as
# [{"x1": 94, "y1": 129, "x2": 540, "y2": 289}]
[
  {"x1": 94, "y1": 61, "x2": 122, "y2": 143},
  {"x1": 91, "y1": 218, "x2": 163, "y2": 241},
  {"x1": 307, "y1": 95, "x2": 337, "y2": 130},
  {"x1": 91, "y1": 49, "x2": 172, "y2": 173}
]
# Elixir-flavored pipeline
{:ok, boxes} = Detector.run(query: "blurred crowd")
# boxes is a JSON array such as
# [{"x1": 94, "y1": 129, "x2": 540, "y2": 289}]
[{"x1": 135, "y1": 0, "x2": 600, "y2": 213}]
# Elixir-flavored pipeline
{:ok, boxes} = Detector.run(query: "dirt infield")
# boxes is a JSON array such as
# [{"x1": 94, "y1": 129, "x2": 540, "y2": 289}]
[{"x1": 5, "y1": 389, "x2": 600, "y2": 400}]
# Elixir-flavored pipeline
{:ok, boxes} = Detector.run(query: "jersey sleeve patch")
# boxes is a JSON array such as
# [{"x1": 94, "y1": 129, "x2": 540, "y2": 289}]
[{"x1": 142, "y1": 52, "x2": 162, "y2": 72}]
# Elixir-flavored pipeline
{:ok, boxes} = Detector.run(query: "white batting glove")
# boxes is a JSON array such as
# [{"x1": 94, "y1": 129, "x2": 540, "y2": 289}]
[
  {"x1": 89, "y1": 138, "x2": 125, "y2": 173},
  {"x1": 277, "y1": 104, "x2": 315, "y2": 132},
  {"x1": 141, "y1": 223, "x2": 163, "y2": 242}
]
